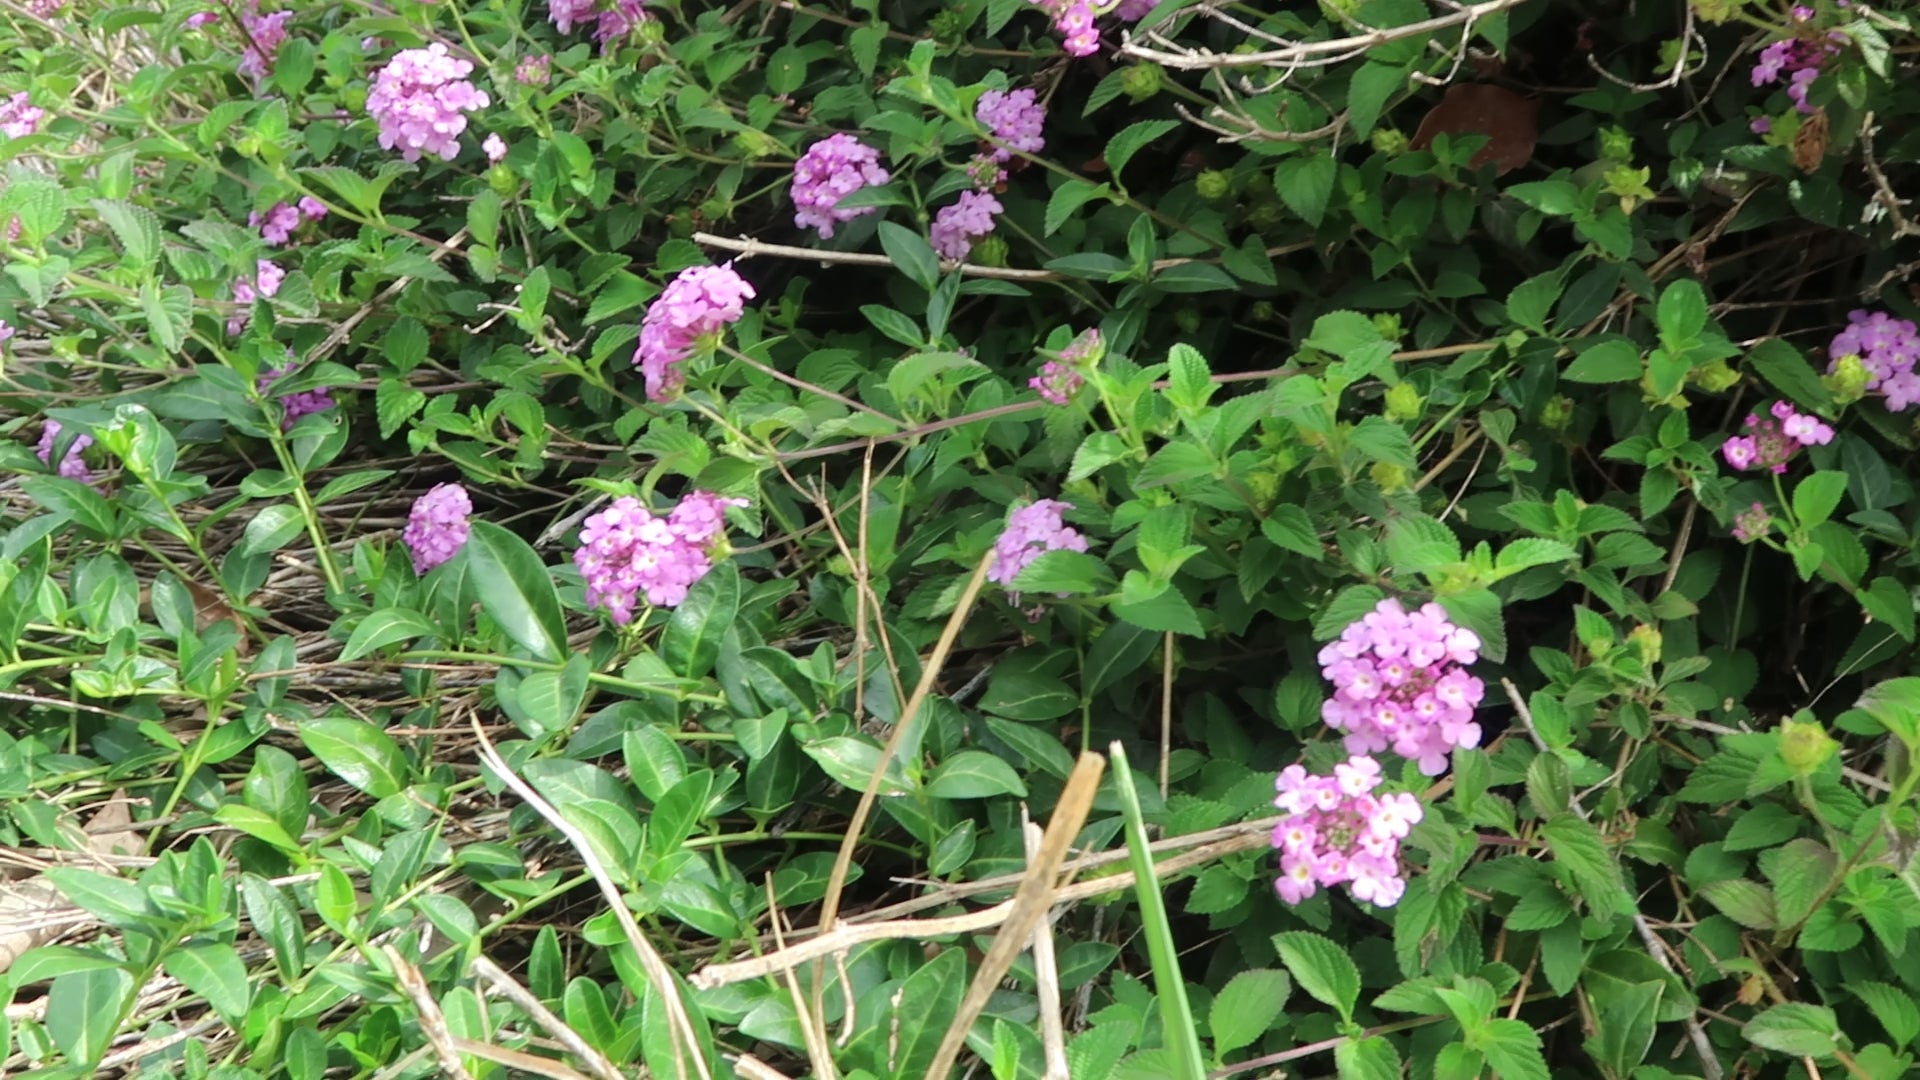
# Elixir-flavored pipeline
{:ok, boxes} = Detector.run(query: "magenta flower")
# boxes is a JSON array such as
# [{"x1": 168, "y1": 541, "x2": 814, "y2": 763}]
[
  {"x1": 988, "y1": 499, "x2": 1089, "y2": 603},
  {"x1": 250, "y1": 202, "x2": 302, "y2": 245},
  {"x1": 185, "y1": 10, "x2": 219, "y2": 27},
  {"x1": 1027, "y1": 0, "x2": 1100, "y2": 55},
  {"x1": 930, "y1": 191, "x2": 1002, "y2": 261},
  {"x1": 1829, "y1": 308, "x2": 1920, "y2": 411},
  {"x1": 1720, "y1": 402, "x2": 1831, "y2": 474},
  {"x1": 592, "y1": 0, "x2": 647, "y2": 47},
  {"x1": 633, "y1": 263, "x2": 755, "y2": 401},
  {"x1": 257, "y1": 358, "x2": 336, "y2": 430},
  {"x1": 237, "y1": 7, "x2": 293, "y2": 84},
  {"x1": 297, "y1": 196, "x2": 327, "y2": 220},
  {"x1": 228, "y1": 259, "x2": 286, "y2": 336},
  {"x1": 0, "y1": 92, "x2": 46, "y2": 139},
  {"x1": 1732, "y1": 502, "x2": 1773, "y2": 543},
  {"x1": 1271, "y1": 755, "x2": 1422, "y2": 907},
  {"x1": 1750, "y1": 31, "x2": 1843, "y2": 114},
  {"x1": 1029, "y1": 328, "x2": 1101, "y2": 405},
  {"x1": 574, "y1": 491, "x2": 748, "y2": 622},
  {"x1": 976, "y1": 88, "x2": 1046, "y2": 163},
  {"x1": 366, "y1": 43, "x2": 491, "y2": 163},
  {"x1": 515, "y1": 55, "x2": 552, "y2": 86},
  {"x1": 0, "y1": 319, "x2": 13, "y2": 347},
  {"x1": 36, "y1": 420, "x2": 93, "y2": 482},
  {"x1": 25, "y1": 0, "x2": 66, "y2": 14},
  {"x1": 1114, "y1": 0, "x2": 1155, "y2": 17},
  {"x1": 966, "y1": 153, "x2": 1008, "y2": 191},
  {"x1": 483, "y1": 133, "x2": 508, "y2": 164},
  {"x1": 791, "y1": 134, "x2": 891, "y2": 239},
  {"x1": 403, "y1": 482, "x2": 473, "y2": 574},
  {"x1": 1320, "y1": 598, "x2": 1484, "y2": 776}
]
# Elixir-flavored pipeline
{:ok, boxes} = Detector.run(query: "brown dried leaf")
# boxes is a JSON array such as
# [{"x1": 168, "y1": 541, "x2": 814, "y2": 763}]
[
  {"x1": 0, "y1": 797, "x2": 142, "y2": 975},
  {"x1": 1793, "y1": 108, "x2": 1829, "y2": 173},
  {"x1": 1409, "y1": 83, "x2": 1539, "y2": 177}
]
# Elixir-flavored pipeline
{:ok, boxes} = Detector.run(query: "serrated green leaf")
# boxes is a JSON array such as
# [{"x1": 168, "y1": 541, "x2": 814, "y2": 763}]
[
  {"x1": 1697, "y1": 878, "x2": 1778, "y2": 929},
  {"x1": 1744, "y1": 1002, "x2": 1845, "y2": 1060},
  {"x1": 1211, "y1": 969, "x2": 1291, "y2": 1056},
  {"x1": 1105, "y1": 119, "x2": 1180, "y2": 180},
  {"x1": 1541, "y1": 814, "x2": 1627, "y2": 921},
  {"x1": 1273, "y1": 931, "x2": 1360, "y2": 1022}
]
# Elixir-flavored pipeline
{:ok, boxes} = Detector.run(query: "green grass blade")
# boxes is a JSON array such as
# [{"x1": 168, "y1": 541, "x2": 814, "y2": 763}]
[{"x1": 1109, "y1": 741, "x2": 1209, "y2": 1080}]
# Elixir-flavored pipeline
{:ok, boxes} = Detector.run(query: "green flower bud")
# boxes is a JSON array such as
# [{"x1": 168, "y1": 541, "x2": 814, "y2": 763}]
[
  {"x1": 1250, "y1": 300, "x2": 1277, "y2": 323},
  {"x1": 1694, "y1": 359, "x2": 1741, "y2": 393},
  {"x1": 1121, "y1": 63, "x2": 1164, "y2": 102},
  {"x1": 698, "y1": 197, "x2": 731, "y2": 223},
  {"x1": 733, "y1": 129, "x2": 781, "y2": 159},
  {"x1": 1370, "y1": 460, "x2": 1410, "y2": 492},
  {"x1": 928, "y1": 9, "x2": 964, "y2": 38},
  {"x1": 1246, "y1": 201, "x2": 1283, "y2": 228},
  {"x1": 1384, "y1": 382, "x2": 1424, "y2": 422},
  {"x1": 1245, "y1": 468, "x2": 1280, "y2": 509},
  {"x1": 971, "y1": 234, "x2": 1009, "y2": 267},
  {"x1": 1627, "y1": 624, "x2": 1662, "y2": 667},
  {"x1": 1370, "y1": 128, "x2": 1409, "y2": 155},
  {"x1": 487, "y1": 164, "x2": 518, "y2": 197},
  {"x1": 1598, "y1": 125, "x2": 1634, "y2": 163},
  {"x1": 1692, "y1": 0, "x2": 1743, "y2": 21},
  {"x1": 1372, "y1": 313, "x2": 1402, "y2": 341},
  {"x1": 632, "y1": 17, "x2": 667, "y2": 48},
  {"x1": 1779, "y1": 713, "x2": 1838, "y2": 776},
  {"x1": 1541, "y1": 394, "x2": 1575, "y2": 431},
  {"x1": 1196, "y1": 169, "x2": 1233, "y2": 200},
  {"x1": 1825, "y1": 353, "x2": 1871, "y2": 405},
  {"x1": 1175, "y1": 309, "x2": 1201, "y2": 334}
]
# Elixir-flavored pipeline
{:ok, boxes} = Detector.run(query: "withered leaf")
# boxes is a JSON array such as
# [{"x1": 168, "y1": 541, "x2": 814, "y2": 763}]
[
  {"x1": 1409, "y1": 83, "x2": 1539, "y2": 177},
  {"x1": 1793, "y1": 108, "x2": 1828, "y2": 173}
]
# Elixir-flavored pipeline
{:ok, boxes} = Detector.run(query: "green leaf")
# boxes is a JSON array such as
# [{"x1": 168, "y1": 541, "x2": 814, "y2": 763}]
[
  {"x1": 1262, "y1": 506, "x2": 1324, "y2": 559},
  {"x1": 1506, "y1": 269, "x2": 1565, "y2": 333},
  {"x1": 1345, "y1": 61, "x2": 1404, "y2": 141},
  {"x1": 1585, "y1": 978, "x2": 1663, "y2": 1080},
  {"x1": 46, "y1": 967, "x2": 134, "y2": 1066},
  {"x1": 892, "y1": 946, "x2": 967, "y2": 1078},
  {"x1": 1112, "y1": 586, "x2": 1205, "y2": 636},
  {"x1": 878, "y1": 221, "x2": 940, "y2": 292},
  {"x1": 165, "y1": 942, "x2": 251, "y2": 1020},
  {"x1": 1496, "y1": 537, "x2": 1577, "y2": 575},
  {"x1": 1105, "y1": 119, "x2": 1180, "y2": 179},
  {"x1": 1384, "y1": 514, "x2": 1462, "y2": 574},
  {"x1": 1747, "y1": 337, "x2": 1835, "y2": 411},
  {"x1": 887, "y1": 350, "x2": 983, "y2": 405},
  {"x1": 1744, "y1": 1002, "x2": 1845, "y2": 1060},
  {"x1": 1541, "y1": 814, "x2": 1627, "y2": 921},
  {"x1": 1861, "y1": 577, "x2": 1917, "y2": 643},
  {"x1": 522, "y1": 759, "x2": 643, "y2": 883},
  {"x1": 661, "y1": 562, "x2": 739, "y2": 679},
  {"x1": 1011, "y1": 550, "x2": 1109, "y2": 595},
  {"x1": 1335, "y1": 1036, "x2": 1403, "y2": 1080},
  {"x1": 1853, "y1": 982, "x2": 1920, "y2": 1049},
  {"x1": 376, "y1": 377, "x2": 427, "y2": 439},
  {"x1": 1044, "y1": 179, "x2": 1112, "y2": 236},
  {"x1": 1165, "y1": 343, "x2": 1215, "y2": 411},
  {"x1": 1110, "y1": 742, "x2": 1209, "y2": 1080},
  {"x1": 1655, "y1": 279, "x2": 1708, "y2": 343},
  {"x1": 1792, "y1": 471, "x2": 1848, "y2": 529},
  {"x1": 1273, "y1": 931, "x2": 1361, "y2": 1022},
  {"x1": 1476, "y1": 1018, "x2": 1551, "y2": 1080},
  {"x1": 800, "y1": 735, "x2": 915, "y2": 797},
  {"x1": 141, "y1": 281, "x2": 193, "y2": 354},
  {"x1": 92, "y1": 199, "x2": 161, "y2": 272},
  {"x1": 239, "y1": 503, "x2": 306, "y2": 558},
  {"x1": 1210, "y1": 969, "x2": 1291, "y2": 1056},
  {"x1": 926, "y1": 750, "x2": 1028, "y2": 798},
  {"x1": 341, "y1": 607, "x2": 443, "y2": 661},
  {"x1": 1562, "y1": 339, "x2": 1642, "y2": 383},
  {"x1": 465, "y1": 521, "x2": 568, "y2": 663},
  {"x1": 1761, "y1": 837, "x2": 1839, "y2": 928},
  {"x1": 300, "y1": 717, "x2": 407, "y2": 798},
  {"x1": 1276, "y1": 154, "x2": 1335, "y2": 226},
  {"x1": 1856, "y1": 676, "x2": 1920, "y2": 748}
]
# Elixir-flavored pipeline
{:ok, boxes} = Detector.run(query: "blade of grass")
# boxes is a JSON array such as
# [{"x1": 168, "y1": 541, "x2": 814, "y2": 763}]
[{"x1": 1109, "y1": 741, "x2": 1208, "y2": 1080}]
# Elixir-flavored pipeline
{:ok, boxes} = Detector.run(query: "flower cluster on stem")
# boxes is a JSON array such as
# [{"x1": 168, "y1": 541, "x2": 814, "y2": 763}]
[
  {"x1": 1320, "y1": 597, "x2": 1485, "y2": 776},
  {"x1": 1720, "y1": 401, "x2": 1832, "y2": 473},
  {"x1": 229, "y1": 259, "x2": 286, "y2": 336},
  {"x1": 633, "y1": 263, "x2": 755, "y2": 401},
  {"x1": 987, "y1": 499, "x2": 1087, "y2": 604},
  {"x1": 403, "y1": 482, "x2": 473, "y2": 574},
  {"x1": 1828, "y1": 308, "x2": 1920, "y2": 411},
  {"x1": 791, "y1": 134, "x2": 890, "y2": 239},
  {"x1": 0, "y1": 93, "x2": 45, "y2": 139},
  {"x1": 250, "y1": 198, "x2": 326, "y2": 245},
  {"x1": 1271, "y1": 756, "x2": 1422, "y2": 906},
  {"x1": 257, "y1": 358, "x2": 335, "y2": 429},
  {"x1": 975, "y1": 88, "x2": 1046, "y2": 162},
  {"x1": 366, "y1": 43, "x2": 491, "y2": 163},
  {"x1": 574, "y1": 491, "x2": 747, "y2": 623},
  {"x1": 1026, "y1": 0, "x2": 1100, "y2": 55},
  {"x1": 36, "y1": 420, "x2": 93, "y2": 482},
  {"x1": 1751, "y1": 12, "x2": 1845, "y2": 114},
  {"x1": 237, "y1": 4, "x2": 293, "y2": 84},
  {"x1": 1030, "y1": 328, "x2": 1101, "y2": 405},
  {"x1": 931, "y1": 191, "x2": 1002, "y2": 260}
]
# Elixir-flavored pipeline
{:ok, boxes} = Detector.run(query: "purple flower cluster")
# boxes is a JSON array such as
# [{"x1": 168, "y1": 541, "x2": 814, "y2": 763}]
[
  {"x1": 483, "y1": 133, "x2": 508, "y2": 163},
  {"x1": 249, "y1": 197, "x2": 326, "y2": 245},
  {"x1": 237, "y1": 5, "x2": 293, "y2": 84},
  {"x1": 186, "y1": 10, "x2": 220, "y2": 27},
  {"x1": 36, "y1": 420, "x2": 92, "y2": 482},
  {"x1": 791, "y1": 134, "x2": 891, "y2": 239},
  {"x1": 1319, "y1": 597, "x2": 1486, "y2": 776},
  {"x1": 574, "y1": 491, "x2": 748, "y2": 622},
  {"x1": 515, "y1": 55, "x2": 552, "y2": 86},
  {"x1": 24, "y1": 0, "x2": 65, "y2": 15},
  {"x1": 366, "y1": 43, "x2": 491, "y2": 163},
  {"x1": 1027, "y1": 0, "x2": 1099, "y2": 55},
  {"x1": 1751, "y1": 19, "x2": 1844, "y2": 114},
  {"x1": 548, "y1": 0, "x2": 648, "y2": 49},
  {"x1": 1030, "y1": 328, "x2": 1101, "y2": 405},
  {"x1": 0, "y1": 92, "x2": 45, "y2": 139},
  {"x1": 0, "y1": 319, "x2": 13, "y2": 347},
  {"x1": 1271, "y1": 756, "x2": 1423, "y2": 906},
  {"x1": 257, "y1": 359, "x2": 336, "y2": 429},
  {"x1": 1732, "y1": 502, "x2": 1773, "y2": 543},
  {"x1": 1721, "y1": 401, "x2": 1833, "y2": 473},
  {"x1": 403, "y1": 482, "x2": 473, "y2": 574},
  {"x1": 1828, "y1": 308, "x2": 1920, "y2": 411},
  {"x1": 633, "y1": 262, "x2": 755, "y2": 401},
  {"x1": 988, "y1": 499, "x2": 1088, "y2": 602},
  {"x1": 976, "y1": 88, "x2": 1046, "y2": 162},
  {"x1": 931, "y1": 191, "x2": 1002, "y2": 261},
  {"x1": 229, "y1": 259, "x2": 286, "y2": 336}
]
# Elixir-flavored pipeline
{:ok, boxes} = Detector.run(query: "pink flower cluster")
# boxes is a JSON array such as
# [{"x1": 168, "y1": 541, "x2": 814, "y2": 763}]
[
  {"x1": 257, "y1": 359, "x2": 336, "y2": 429},
  {"x1": 1320, "y1": 598, "x2": 1485, "y2": 776},
  {"x1": 1271, "y1": 756, "x2": 1423, "y2": 906},
  {"x1": 403, "y1": 482, "x2": 472, "y2": 574},
  {"x1": 36, "y1": 420, "x2": 93, "y2": 482},
  {"x1": 791, "y1": 134, "x2": 891, "y2": 239},
  {"x1": 0, "y1": 92, "x2": 45, "y2": 139},
  {"x1": 1030, "y1": 328, "x2": 1101, "y2": 405},
  {"x1": 484, "y1": 133, "x2": 508, "y2": 164},
  {"x1": 634, "y1": 263, "x2": 754, "y2": 401},
  {"x1": 1721, "y1": 401, "x2": 1832, "y2": 473},
  {"x1": 366, "y1": 43, "x2": 491, "y2": 163},
  {"x1": 515, "y1": 55, "x2": 552, "y2": 86},
  {"x1": 0, "y1": 319, "x2": 12, "y2": 346},
  {"x1": 988, "y1": 498, "x2": 1088, "y2": 602},
  {"x1": 1751, "y1": 16, "x2": 1845, "y2": 115},
  {"x1": 574, "y1": 491, "x2": 747, "y2": 622},
  {"x1": 250, "y1": 197, "x2": 326, "y2": 245},
  {"x1": 1732, "y1": 502, "x2": 1773, "y2": 543},
  {"x1": 229, "y1": 259, "x2": 286, "y2": 336},
  {"x1": 976, "y1": 88, "x2": 1046, "y2": 162},
  {"x1": 237, "y1": 5, "x2": 293, "y2": 84},
  {"x1": 548, "y1": 0, "x2": 648, "y2": 49},
  {"x1": 1829, "y1": 308, "x2": 1920, "y2": 411},
  {"x1": 1027, "y1": 0, "x2": 1099, "y2": 55},
  {"x1": 24, "y1": 0, "x2": 65, "y2": 15},
  {"x1": 931, "y1": 191, "x2": 1002, "y2": 261}
]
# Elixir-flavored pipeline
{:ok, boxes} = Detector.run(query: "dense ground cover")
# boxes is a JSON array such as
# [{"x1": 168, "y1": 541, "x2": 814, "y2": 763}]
[{"x1": 4, "y1": 0, "x2": 1920, "y2": 1076}]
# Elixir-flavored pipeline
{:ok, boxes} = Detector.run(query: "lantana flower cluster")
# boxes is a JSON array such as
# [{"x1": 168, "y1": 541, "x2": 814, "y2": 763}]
[
  {"x1": 791, "y1": 134, "x2": 891, "y2": 239},
  {"x1": 633, "y1": 262, "x2": 755, "y2": 401},
  {"x1": 403, "y1": 482, "x2": 473, "y2": 574},
  {"x1": 250, "y1": 198, "x2": 326, "y2": 245},
  {"x1": 1720, "y1": 401, "x2": 1833, "y2": 473},
  {"x1": 1827, "y1": 308, "x2": 1920, "y2": 411},
  {"x1": 36, "y1": 420, "x2": 93, "y2": 482},
  {"x1": 574, "y1": 491, "x2": 748, "y2": 623},
  {"x1": 1751, "y1": 12, "x2": 1846, "y2": 114},
  {"x1": 0, "y1": 92, "x2": 45, "y2": 139},
  {"x1": 976, "y1": 88, "x2": 1046, "y2": 162},
  {"x1": 229, "y1": 259, "x2": 286, "y2": 336},
  {"x1": 1319, "y1": 598, "x2": 1486, "y2": 776},
  {"x1": 931, "y1": 191, "x2": 1002, "y2": 261},
  {"x1": 1027, "y1": 0, "x2": 1100, "y2": 55},
  {"x1": 257, "y1": 359, "x2": 336, "y2": 429},
  {"x1": 1030, "y1": 328, "x2": 1101, "y2": 405},
  {"x1": 1271, "y1": 756, "x2": 1423, "y2": 907},
  {"x1": 366, "y1": 43, "x2": 491, "y2": 163},
  {"x1": 237, "y1": 4, "x2": 294, "y2": 83},
  {"x1": 548, "y1": 0, "x2": 649, "y2": 49},
  {"x1": 987, "y1": 498, "x2": 1088, "y2": 604},
  {"x1": 1732, "y1": 502, "x2": 1773, "y2": 544}
]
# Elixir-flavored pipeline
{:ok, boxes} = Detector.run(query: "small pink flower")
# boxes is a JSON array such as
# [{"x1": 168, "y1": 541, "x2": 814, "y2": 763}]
[
  {"x1": 632, "y1": 263, "x2": 755, "y2": 401},
  {"x1": 483, "y1": 133, "x2": 508, "y2": 163},
  {"x1": 403, "y1": 482, "x2": 473, "y2": 574},
  {"x1": 1270, "y1": 754, "x2": 1420, "y2": 907},
  {"x1": 790, "y1": 134, "x2": 890, "y2": 239}
]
